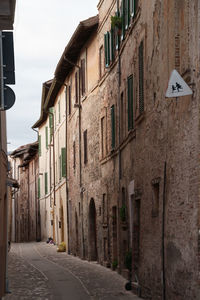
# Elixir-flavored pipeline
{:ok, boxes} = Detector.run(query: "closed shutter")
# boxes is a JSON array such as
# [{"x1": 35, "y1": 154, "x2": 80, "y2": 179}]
[
  {"x1": 45, "y1": 172, "x2": 48, "y2": 195},
  {"x1": 111, "y1": 105, "x2": 115, "y2": 149},
  {"x1": 61, "y1": 147, "x2": 66, "y2": 177},
  {"x1": 49, "y1": 107, "x2": 54, "y2": 142},
  {"x1": 81, "y1": 59, "x2": 86, "y2": 96},
  {"x1": 110, "y1": 29, "x2": 115, "y2": 62},
  {"x1": 139, "y1": 41, "x2": 144, "y2": 113},
  {"x1": 83, "y1": 130, "x2": 88, "y2": 164},
  {"x1": 68, "y1": 85, "x2": 71, "y2": 115},
  {"x1": 104, "y1": 32, "x2": 110, "y2": 67},
  {"x1": 38, "y1": 135, "x2": 41, "y2": 156},
  {"x1": 128, "y1": 75, "x2": 134, "y2": 130},
  {"x1": 121, "y1": 0, "x2": 126, "y2": 41},
  {"x1": 45, "y1": 126, "x2": 48, "y2": 149}
]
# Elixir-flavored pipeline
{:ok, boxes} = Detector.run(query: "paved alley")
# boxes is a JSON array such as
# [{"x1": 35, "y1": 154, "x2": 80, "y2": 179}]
[{"x1": 4, "y1": 243, "x2": 141, "y2": 300}]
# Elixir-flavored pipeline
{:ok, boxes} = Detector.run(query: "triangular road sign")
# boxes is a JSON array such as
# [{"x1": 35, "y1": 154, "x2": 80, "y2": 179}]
[{"x1": 165, "y1": 69, "x2": 192, "y2": 98}]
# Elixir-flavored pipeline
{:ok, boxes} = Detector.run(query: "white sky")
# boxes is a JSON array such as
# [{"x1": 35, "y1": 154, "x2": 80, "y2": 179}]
[{"x1": 7, "y1": 0, "x2": 98, "y2": 152}]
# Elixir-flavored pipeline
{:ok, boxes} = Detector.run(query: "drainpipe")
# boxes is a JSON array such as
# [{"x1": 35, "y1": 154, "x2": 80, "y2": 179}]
[
  {"x1": 48, "y1": 110, "x2": 56, "y2": 241},
  {"x1": 32, "y1": 127, "x2": 40, "y2": 241},
  {"x1": 64, "y1": 84, "x2": 70, "y2": 254}
]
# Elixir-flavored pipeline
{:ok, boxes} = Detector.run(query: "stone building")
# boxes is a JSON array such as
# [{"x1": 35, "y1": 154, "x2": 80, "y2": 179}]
[
  {"x1": 97, "y1": 0, "x2": 200, "y2": 299},
  {"x1": 0, "y1": 0, "x2": 16, "y2": 298},
  {"x1": 33, "y1": 0, "x2": 200, "y2": 299},
  {"x1": 10, "y1": 142, "x2": 40, "y2": 242}
]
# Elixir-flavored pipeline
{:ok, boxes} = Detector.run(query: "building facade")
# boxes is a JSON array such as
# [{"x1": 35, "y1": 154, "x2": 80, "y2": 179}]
[
  {"x1": 10, "y1": 142, "x2": 40, "y2": 243},
  {"x1": 0, "y1": 0, "x2": 16, "y2": 298},
  {"x1": 33, "y1": 0, "x2": 200, "y2": 299}
]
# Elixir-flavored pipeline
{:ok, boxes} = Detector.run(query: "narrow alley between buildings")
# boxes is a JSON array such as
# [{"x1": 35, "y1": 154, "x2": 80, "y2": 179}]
[{"x1": 4, "y1": 242, "x2": 139, "y2": 300}]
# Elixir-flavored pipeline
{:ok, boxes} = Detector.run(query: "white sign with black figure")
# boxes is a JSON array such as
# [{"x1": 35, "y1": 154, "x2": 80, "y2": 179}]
[{"x1": 165, "y1": 69, "x2": 193, "y2": 98}]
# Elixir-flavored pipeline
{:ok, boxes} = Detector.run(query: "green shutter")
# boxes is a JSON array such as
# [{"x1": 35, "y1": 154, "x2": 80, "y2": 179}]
[
  {"x1": 45, "y1": 172, "x2": 48, "y2": 195},
  {"x1": 128, "y1": 75, "x2": 134, "y2": 130},
  {"x1": 139, "y1": 41, "x2": 144, "y2": 113},
  {"x1": 49, "y1": 107, "x2": 54, "y2": 142},
  {"x1": 38, "y1": 177, "x2": 40, "y2": 198},
  {"x1": 38, "y1": 135, "x2": 41, "y2": 156},
  {"x1": 104, "y1": 34, "x2": 107, "y2": 67},
  {"x1": 61, "y1": 147, "x2": 66, "y2": 177},
  {"x1": 110, "y1": 29, "x2": 115, "y2": 62},
  {"x1": 111, "y1": 105, "x2": 115, "y2": 149},
  {"x1": 45, "y1": 126, "x2": 48, "y2": 149},
  {"x1": 121, "y1": 0, "x2": 126, "y2": 40},
  {"x1": 59, "y1": 155, "x2": 61, "y2": 180},
  {"x1": 130, "y1": 0, "x2": 135, "y2": 17},
  {"x1": 107, "y1": 32, "x2": 110, "y2": 66},
  {"x1": 125, "y1": 0, "x2": 130, "y2": 29}
]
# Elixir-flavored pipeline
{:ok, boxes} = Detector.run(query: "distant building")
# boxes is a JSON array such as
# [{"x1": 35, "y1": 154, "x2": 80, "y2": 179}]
[
  {"x1": 10, "y1": 142, "x2": 40, "y2": 242},
  {"x1": 0, "y1": 0, "x2": 16, "y2": 298}
]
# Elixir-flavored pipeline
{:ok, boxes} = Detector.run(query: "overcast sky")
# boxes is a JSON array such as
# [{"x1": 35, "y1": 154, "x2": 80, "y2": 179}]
[{"x1": 7, "y1": 0, "x2": 98, "y2": 152}]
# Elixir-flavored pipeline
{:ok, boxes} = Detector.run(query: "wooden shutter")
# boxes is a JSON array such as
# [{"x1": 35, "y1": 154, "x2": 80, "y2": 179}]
[
  {"x1": 104, "y1": 32, "x2": 110, "y2": 67},
  {"x1": 75, "y1": 71, "x2": 79, "y2": 103},
  {"x1": 49, "y1": 107, "x2": 54, "y2": 142},
  {"x1": 58, "y1": 101, "x2": 61, "y2": 123},
  {"x1": 81, "y1": 59, "x2": 86, "y2": 96},
  {"x1": 38, "y1": 135, "x2": 41, "y2": 156},
  {"x1": 139, "y1": 41, "x2": 144, "y2": 113},
  {"x1": 61, "y1": 148, "x2": 66, "y2": 177},
  {"x1": 68, "y1": 85, "x2": 71, "y2": 115},
  {"x1": 111, "y1": 105, "x2": 115, "y2": 149},
  {"x1": 45, "y1": 126, "x2": 48, "y2": 149},
  {"x1": 121, "y1": 0, "x2": 126, "y2": 41},
  {"x1": 128, "y1": 75, "x2": 134, "y2": 130},
  {"x1": 45, "y1": 172, "x2": 48, "y2": 195},
  {"x1": 110, "y1": 29, "x2": 115, "y2": 62}
]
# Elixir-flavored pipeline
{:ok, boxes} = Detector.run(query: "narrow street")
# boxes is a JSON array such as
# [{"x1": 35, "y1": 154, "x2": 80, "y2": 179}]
[{"x1": 4, "y1": 243, "x2": 140, "y2": 300}]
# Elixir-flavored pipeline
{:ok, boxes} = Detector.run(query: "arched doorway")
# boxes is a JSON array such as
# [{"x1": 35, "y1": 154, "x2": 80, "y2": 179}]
[{"x1": 89, "y1": 198, "x2": 97, "y2": 260}]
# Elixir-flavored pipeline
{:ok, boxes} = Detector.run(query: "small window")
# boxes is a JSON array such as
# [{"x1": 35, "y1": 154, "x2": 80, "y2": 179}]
[
  {"x1": 73, "y1": 141, "x2": 76, "y2": 169},
  {"x1": 139, "y1": 41, "x2": 144, "y2": 113},
  {"x1": 61, "y1": 148, "x2": 66, "y2": 177},
  {"x1": 81, "y1": 59, "x2": 86, "y2": 96},
  {"x1": 99, "y1": 46, "x2": 104, "y2": 79},
  {"x1": 68, "y1": 85, "x2": 71, "y2": 115},
  {"x1": 83, "y1": 130, "x2": 88, "y2": 164},
  {"x1": 75, "y1": 71, "x2": 79, "y2": 104},
  {"x1": 111, "y1": 105, "x2": 115, "y2": 149},
  {"x1": 127, "y1": 75, "x2": 134, "y2": 130},
  {"x1": 102, "y1": 193, "x2": 107, "y2": 223},
  {"x1": 38, "y1": 135, "x2": 41, "y2": 156},
  {"x1": 151, "y1": 178, "x2": 160, "y2": 217},
  {"x1": 45, "y1": 172, "x2": 48, "y2": 195},
  {"x1": 45, "y1": 126, "x2": 48, "y2": 149}
]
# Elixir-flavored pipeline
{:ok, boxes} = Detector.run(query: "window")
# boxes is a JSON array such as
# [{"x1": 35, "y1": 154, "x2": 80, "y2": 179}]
[
  {"x1": 99, "y1": 46, "x2": 104, "y2": 79},
  {"x1": 101, "y1": 116, "x2": 106, "y2": 158},
  {"x1": 111, "y1": 105, "x2": 115, "y2": 149},
  {"x1": 127, "y1": 75, "x2": 134, "y2": 130},
  {"x1": 59, "y1": 156, "x2": 61, "y2": 181},
  {"x1": 38, "y1": 135, "x2": 41, "y2": 156},
  {"x1": 152, "y1": 178, "x2": 160, "y2": 217},
  {"x1": 68, "y1": 85, "x2": 71, "y2": 115},
  {"x1": 38, "y1": 177, "x2": 40, "y2": 198},
  {"x1": 61, "y1": 147, "x2": 66, "y2": 177},
  {"x1": 45, "y1": 172, "x2": 48, "y2": 195},
  {"x1": 83, "y1": 130, "x2": 88, "y2": 164},
  {"x1": 75, "y1": 71, "x2": 79, "y2": 104},
  {"x1": 81, "y1": 59, "x2": 86, "y2": 96},
  {"x1": 73, "y1": 141, "x2": 76, "y2": 169},
  {"x1": 104, "y1": 31, "x2": 115, "y2": 68},
  {"x1": 49, "y1": 107, "x2": 54, "y2": 141},
  {"x1": 139, "y1": 41, "x2": 144, "y2": 113},
  {"x1": 45, "y1": 126, "x2": 48, "y2": 149}
]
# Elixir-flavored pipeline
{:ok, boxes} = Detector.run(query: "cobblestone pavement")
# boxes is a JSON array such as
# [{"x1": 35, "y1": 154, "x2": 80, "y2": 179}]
[{"x1": 4, "y1": 242, "x2": 141, "y2": 300}]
